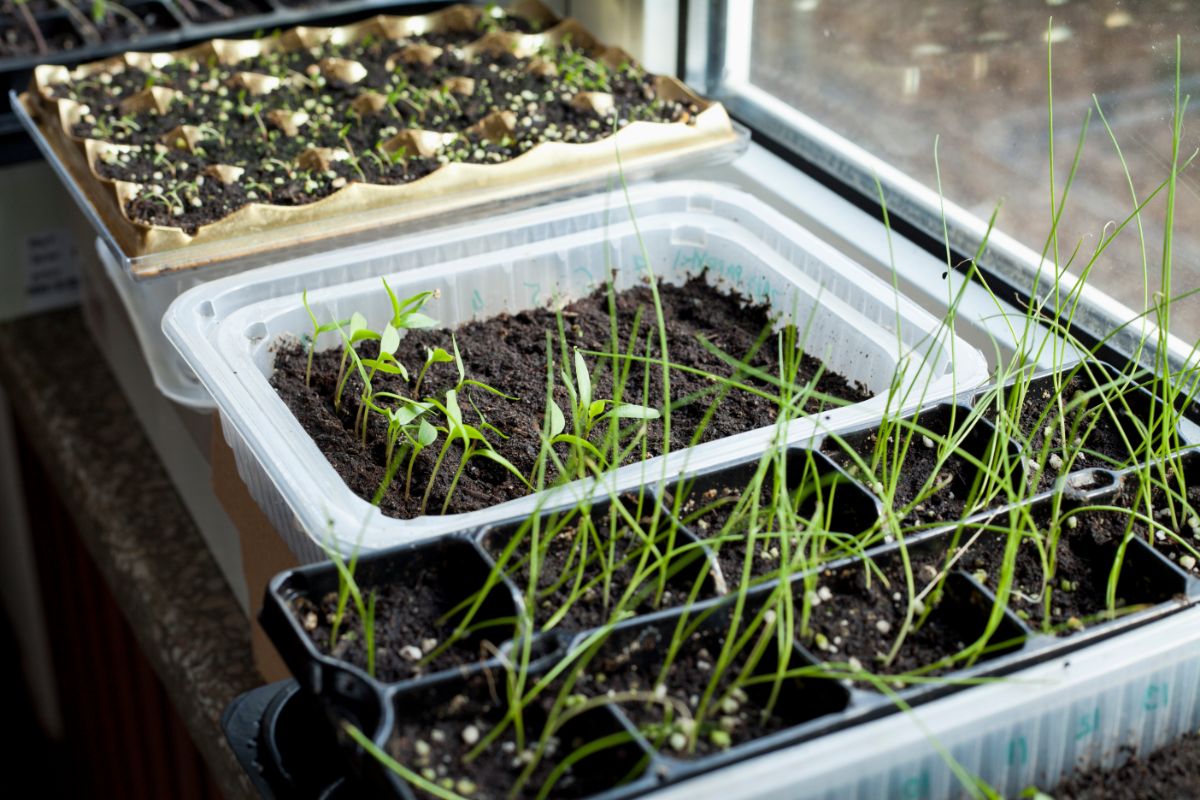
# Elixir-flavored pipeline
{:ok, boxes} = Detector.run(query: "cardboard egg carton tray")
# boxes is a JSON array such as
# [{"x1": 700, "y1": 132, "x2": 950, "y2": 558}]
[{"x1": 18, "y1": 1, "x2": 740, "y2": 276}]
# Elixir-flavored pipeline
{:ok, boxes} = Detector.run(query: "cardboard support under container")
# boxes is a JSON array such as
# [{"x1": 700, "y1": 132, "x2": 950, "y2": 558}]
[{"x1": 211, "y1": 415, "x2": 296, "y2": 683}]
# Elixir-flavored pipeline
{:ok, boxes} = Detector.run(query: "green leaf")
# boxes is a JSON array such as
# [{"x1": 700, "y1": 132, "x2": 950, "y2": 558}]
[
  {"x1": 379, "y1": 323, "x2": 400, "y2": 356},
  {"x1": 550, "y1": 433, "x2": 605, "y2": 463},
  {"x1": 451, "y1": 334, "x2": 466, "y2": 386},
  {"x1": 347, "y1": 311, "x2": 380, "y2": 344},
  {"x1": 561, "y1": 366, "x2": 578, "y2": 408},
  {"x1": 611, "y1": 403, "x2": 661, "y2": 420},
  {"x1": 444, "y1": 389, "x2": 463, "y2": 432},
  {"x1": 587, "y1": 399, "x2": 610, "y2": 421},
  {"x1": 459, "y1": 423, "x2": 489, "y2": 443},
  {"x1": 417, "y1": 418, "x2": 437, "y2": 446},
  {"x1": 574, "y1": 349, "x2": 592, "y2": 412},
  {"x1": 399, "y1": 312, "x2": 438, "y2": 329},
  {"x1": 426, "y1": 346, "x2": 454, "y2": 365},
  {"x1": 392, "y1": 403, "x2": 426, "y2": 426},
  {"x1": 381, "y1": 278, "x2": 401, "y2": 323},
  {"x1": 362, "y1": 357, "x2": 408, "y2": 379},
  {"x1": 459, "y1": 379, "x2": 518, "y2": 400},
  {"x1": 396, "y1": 290, "x2": 433, "y2": 316},
  {"x1": 548, "y1": 398, "x2": 566, "y2": 438}
]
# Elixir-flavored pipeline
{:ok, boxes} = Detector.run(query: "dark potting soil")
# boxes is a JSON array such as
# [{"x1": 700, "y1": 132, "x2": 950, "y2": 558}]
[
  {"x1": 673, "y1": 469, "x2": 879, "y2": 591},
  {"x1": 985, "y1": 374, "x2": 1150, "y2": 489},
  {"x1": 292, "y1": 577, "x2": 507, "y2": 684},
  {"x1": 824, "y1": 430, "x2": 986, "y2": 527},
  {"x1": 677, "y1": 483, "x2": 788, "y2": 587},
  {"x1": 1144, "y1": 480, "x2": 1200, "y2": 577},
  {"x1": 1, "y1": 11, "x2": 83, "y2": 57},
  {"x1": 385, "y1": 677, "x2": 647, "y2": 800},
  {"x1": 799, "y1": 550, "x2": 1003, "y2": 683},
  {"x1": 483, "y1": 503, "x2": 717, "y2": 632},
  {"x1": 674, "y1": 483, "x2": 821, "y2": 589},
  {"x1": 48, "y1": 19, "x2": 694, "y2": 230},
  {"x1": 271, "y1": 277, "x2": 872, "y2": 519},
  {"x1": 961, "y1": 505, "x2": 1180, "y2": 635},
  {"x1": 1049, "y1": 732, "x2": 1200, "y2": 800},
  {"x1": 577, "y1": 625, "x2": 799, "y2": 760}
]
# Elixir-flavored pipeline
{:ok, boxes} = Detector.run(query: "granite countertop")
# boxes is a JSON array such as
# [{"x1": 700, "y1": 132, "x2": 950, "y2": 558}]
[{"x1": 0, "y1": 308, "x2": 259, "y2": 799}]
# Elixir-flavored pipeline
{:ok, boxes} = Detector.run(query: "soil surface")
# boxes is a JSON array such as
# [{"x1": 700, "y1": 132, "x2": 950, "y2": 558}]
[
  {"x1": 272, "y1": 277, "x2": 871, "y2": 519},
  {"x1": 674, "y1": 481, "x2": 844, "y2": 589},
  {"x1": 483, "y1": 502, "x2": 717, "y2": 632},
  {"x1": 1049, "y1": 732, "x2": 1200, "y2": 800},
  {"x1": 825, "y1": 428, "x2": 991, "y2": 527},
  {"x1": 577, "y1": 624, "x2": 818, "y2": 760},
  {"x1": 1144, "y1": 480, "x2": 1200, "y2": 577},
  {"x1": 961, "y1": 504, "x2": 1179, "y2": 635},
  {"x1": 292, "y1": 574, "x2": 510, "y2": 683},
  {"x1": 385, "y1": 676, "x2": 647, "y2": 799},
  {"x1": 177, "y1": 0, "x2": 272, "y2": 23},
  {"x1": 983, "y1": 373, "x2": 1151, "y2": 489},
  {"x1": 799, "y1": 549, "x2": 1003, "y2": 683}
]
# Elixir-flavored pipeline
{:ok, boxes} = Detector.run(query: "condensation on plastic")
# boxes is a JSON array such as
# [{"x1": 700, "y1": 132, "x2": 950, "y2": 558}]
[
  {"x1": 643, "y1": 605, "x2": 1200, "y2": 800},
  {"x1": 165, "y1": 188, "x2": 988, "y2": 562}
]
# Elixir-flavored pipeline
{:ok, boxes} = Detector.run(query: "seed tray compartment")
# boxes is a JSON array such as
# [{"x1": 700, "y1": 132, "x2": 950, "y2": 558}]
[
  {"x1": 259, "y1": 533, "x2": 531, "y2": 721},
  {"x1": 816, "y1": 401, "x2": 1028, "y2": 535},
  {"x1": 657, "y1": 446, "x2": 883, "y2": 592},
  {"x1": 969, "y1": 361, "x2": 1198, "y2": 481},
  {"x1": 15, "y1": 1, "x2": 745, "y2": 273},
  {"x1": 655, "y1": 434, "x2": 1199, "y2": 686},
  {"x1": 222, "y1": 679, "x2": 359, "y2": 799},
  {"x1": 166, "y1": 194, "x2": 986, "y2": 563},
  {"x1": 0, "y1": 0, "x2": 183, "y2": 109},
  {"x1": 368, "y1": 664, "x2": 660, "y2": 800},
  {"x1": 236, "y1": 613, "x2": 1200, "y2": 799}
]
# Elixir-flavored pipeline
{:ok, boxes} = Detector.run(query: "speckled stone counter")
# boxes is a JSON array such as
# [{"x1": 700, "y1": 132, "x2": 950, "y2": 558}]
[{"x1": 0, "y1": 308, "x2": 259, "y2": 799}]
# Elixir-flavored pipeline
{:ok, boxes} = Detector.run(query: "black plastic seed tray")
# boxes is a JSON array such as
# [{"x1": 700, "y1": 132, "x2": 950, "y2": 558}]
[
  {"x1": 222, "y1": 679, "x2": 365, "y2": 799},
  {"x1": 257, "y1": 412, "x2": 1200, "y2": 798},
  {"x1": 0, "y1": 0, "x2": 450, "y2": 164}
]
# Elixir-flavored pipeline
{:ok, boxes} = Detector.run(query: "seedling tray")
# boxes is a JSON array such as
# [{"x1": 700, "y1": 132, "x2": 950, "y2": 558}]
[
  {"x1": 15, "y1": 1, "x2": 745, "y2": 274},
  {"x1": 165, "y1": 204, "x2": 986, "y2": 562},
  {"x1": 1, "y1": 1, "x2": 449, "y2": 149},
  {"x1": 256, "y1": 436, "x2": 1200, "y2": 798}
]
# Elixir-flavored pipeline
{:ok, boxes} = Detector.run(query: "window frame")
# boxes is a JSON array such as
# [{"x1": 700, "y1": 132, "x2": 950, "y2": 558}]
[{"x1": 679, "y1": 0, "x2": 1195, "y2": 375}]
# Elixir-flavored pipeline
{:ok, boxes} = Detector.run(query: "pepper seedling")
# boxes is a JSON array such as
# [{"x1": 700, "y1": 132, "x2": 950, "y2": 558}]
[
  {"x1": 301, "y1": 289, "x2": 347, "y2": 386},
  {"x1": 421, "y1": 389, "x2": 531, "y2": 516},
  {"x1": 367, "y1": 393, "x2": 437, "y2": 504},
  {"x1": 549, "y1": 348, "x2": 660, "y2": 477}
]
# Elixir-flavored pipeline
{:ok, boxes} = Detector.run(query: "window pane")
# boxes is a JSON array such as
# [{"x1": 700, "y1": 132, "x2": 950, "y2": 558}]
[{"x1": 748, "y1": 0, "x2": 1200, "y2": 342}]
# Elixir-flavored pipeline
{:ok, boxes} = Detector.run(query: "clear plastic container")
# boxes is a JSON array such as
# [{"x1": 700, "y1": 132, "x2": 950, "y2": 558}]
[
  {"x1": 104, "y1": 179, "x2": 801, "y2": 410},
  {"x1": 165, "y1": 197, "x2": 987, "y2": 563},
  {"x1": 645, "y1": 604, "x2": 1200, "y2": 799}
]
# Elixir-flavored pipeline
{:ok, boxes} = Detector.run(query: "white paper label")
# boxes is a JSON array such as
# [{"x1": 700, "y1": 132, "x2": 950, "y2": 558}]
[{"x1": 23, "y1": 229, "x2": 81, "y2": 312}]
